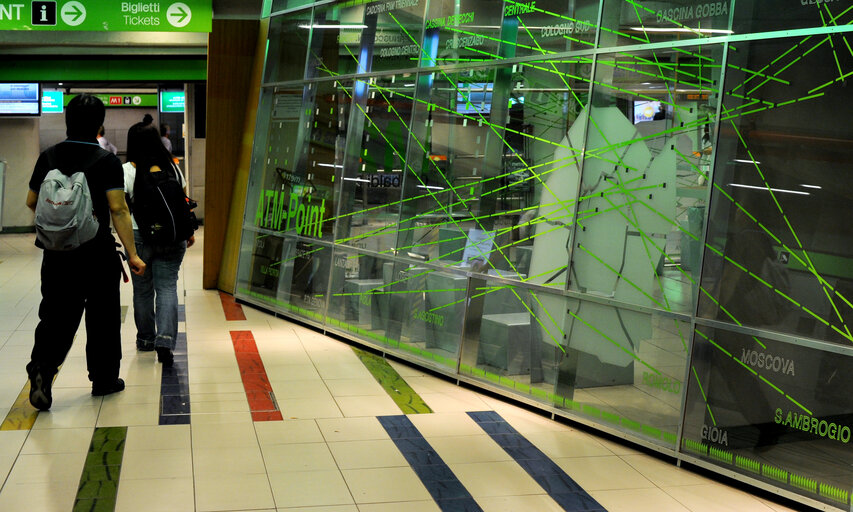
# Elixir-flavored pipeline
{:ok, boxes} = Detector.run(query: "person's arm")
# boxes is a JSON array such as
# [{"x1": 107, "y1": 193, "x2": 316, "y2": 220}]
[
  {"x1": 106, "y1": 188, "x2": 146, "y2": 275},
  {"x1": 26, "y1": 189, "x2": 38, "y2": 212}
]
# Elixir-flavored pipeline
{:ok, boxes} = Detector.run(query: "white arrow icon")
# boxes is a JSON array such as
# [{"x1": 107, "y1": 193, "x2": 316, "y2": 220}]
[
  {"x1": 61, "y1": 1, "x2": 86, "y2": 26},
  {"x1": 167, "y1": 3, "x2": 192, "y2": 28}
]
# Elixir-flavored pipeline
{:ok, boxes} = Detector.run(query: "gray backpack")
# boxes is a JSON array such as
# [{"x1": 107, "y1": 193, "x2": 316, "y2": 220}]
[{"x1": 34, "y1": 148, "x2": 104, "y2": 251}]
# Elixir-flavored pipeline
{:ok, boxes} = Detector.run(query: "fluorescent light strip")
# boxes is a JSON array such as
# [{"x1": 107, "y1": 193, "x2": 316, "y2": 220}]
[
  {"x1": 629, "y1": 27, "x2": 734, "y2": 34},
  {"x1": 800, "y1": 184, "x2": 822, "y2": 189},
  {"x1": 298, "y1": 24, "x2": 367, "y2": 29},
  {"x1": 417, "y1": 185, "x2": 445, "y2": 190},
  {"x1": 317, "y1": 163, "x2": 343, "y2": 168},
  {"x1": 343, "y1": 178, "x2": 370, "y2": 183},
  {"x1": 733, "y1": 159, "x2": 760, "y2": 165},
  {"x1": 729, "y1": 183, "x2": 810, "y2": 196}
]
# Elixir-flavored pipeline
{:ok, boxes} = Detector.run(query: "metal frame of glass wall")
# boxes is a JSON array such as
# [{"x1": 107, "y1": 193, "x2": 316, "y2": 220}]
[{"x1": 238, "y1": 1, "x2": 853, "y2": 509}]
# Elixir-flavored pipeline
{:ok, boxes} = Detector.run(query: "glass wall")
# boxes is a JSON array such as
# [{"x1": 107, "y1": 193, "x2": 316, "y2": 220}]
[{"x1": 238, "y1": 1, "x2": 853, "y2": 508}]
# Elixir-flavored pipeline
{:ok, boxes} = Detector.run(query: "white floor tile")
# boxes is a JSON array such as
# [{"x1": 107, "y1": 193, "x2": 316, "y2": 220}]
[{"x1": 268, "y1": 469, "x2": 354, "y2": 508}]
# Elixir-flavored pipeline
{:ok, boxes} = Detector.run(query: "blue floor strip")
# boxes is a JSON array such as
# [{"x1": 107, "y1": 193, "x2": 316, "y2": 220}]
[
  {"x1": 177, "y1": 304, "x2": 186, "y2": 323},
  {"x1": 467, "y1": 411, "x2": 606, "y2": 512},
  {"x1": 379, "y1": 415, "x2": 483, "y2": 512},
  {"x1": 159, "y1": 331, "x2": 190, "y2": 425}
]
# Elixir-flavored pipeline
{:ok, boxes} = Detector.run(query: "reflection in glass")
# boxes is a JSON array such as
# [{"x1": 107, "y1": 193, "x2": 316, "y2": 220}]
[
  {"x1": 264, "y1": 11, "x2": 312, "y2": 83},
  {"x1": 600, "y1": 0, "x2": 732, "y2": 47},
  {"x1": 500, "y1": 0, "x2": 598, "y2": 56},
  {"x1": 684, "y1": 326, "x2": 853, "y2": 509},
  {"x1": 335, "y1": 74, "x2": 412, "y2": 255},
  {"x1": 733, "y1": 0, "x2": 851, "y2": 33},
  {"x1": 698, "y1": 37, "x2": 853, "y2": 344},
  {"x1": 571, "y1": 46, "x2": 721, "y2": 315}
]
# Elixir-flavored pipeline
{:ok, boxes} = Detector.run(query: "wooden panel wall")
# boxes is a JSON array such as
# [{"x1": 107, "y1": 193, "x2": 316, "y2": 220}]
[
  {"x1": 203, "y1": 18, "x2": 262, "y2": 290},
  {"x1": 218, "y1": 18, "x2": 269, "y2": 292}
]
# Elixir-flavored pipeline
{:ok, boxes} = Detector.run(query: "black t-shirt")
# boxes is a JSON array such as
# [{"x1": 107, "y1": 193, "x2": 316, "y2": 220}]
[{"x1": 29, "y1": 139, "x2": 124, "y2": 242}]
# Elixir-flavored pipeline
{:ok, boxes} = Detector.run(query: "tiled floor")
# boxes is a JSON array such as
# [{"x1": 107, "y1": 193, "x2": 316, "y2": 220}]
[{"x1": 0, "y1": 230, "x2": 808, "y2": 512}]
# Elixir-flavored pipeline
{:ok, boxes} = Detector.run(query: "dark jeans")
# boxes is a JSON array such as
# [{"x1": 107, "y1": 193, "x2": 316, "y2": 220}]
[
  {"x1": 130, "y1": 232, "x2": 187, "y2": 351},
  {"x1": 30, "y1": 236, "x2": 122, "y2": 384}
]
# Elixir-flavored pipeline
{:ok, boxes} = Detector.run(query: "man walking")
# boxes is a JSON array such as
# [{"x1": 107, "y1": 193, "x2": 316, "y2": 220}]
[{"x1": 25, "y1": 94, "x2": 146, "y2": 410}]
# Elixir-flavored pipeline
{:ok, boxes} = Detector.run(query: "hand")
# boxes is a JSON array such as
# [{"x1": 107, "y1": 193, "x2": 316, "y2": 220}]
[
  {"x1": 128, "y1": 254, "x2": 146, "y2": 276},
  {"x1": 187, "y1": 235, "x2": 195, "y2": 248}
]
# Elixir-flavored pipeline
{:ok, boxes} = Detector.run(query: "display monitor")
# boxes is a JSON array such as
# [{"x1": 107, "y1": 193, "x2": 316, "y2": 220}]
[
  {"x1": 633, "y1": 100, "x2": 662, "y2": 123},
  {"x1": 457, "y1": 83, "x2": 492, "y2": 115},
  {"x1": 0, "y1": 83, "x2": 41, "y2": 116},
  {"x1": 41, "y1": 90, "x2": 63, "y2": 114},
  {"x1": 160, "y1": 91, "x2": 185, "y2": 113}
]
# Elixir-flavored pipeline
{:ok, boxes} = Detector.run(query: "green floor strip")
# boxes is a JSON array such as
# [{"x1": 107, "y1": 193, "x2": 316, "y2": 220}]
[
  {"x1": 74, "y1": 426, "x2": 127, "y2": 512},
  {"x1": 352, "y1": 348, "x2": 433, "y2": 414},
  {"x1": 120, "y1": 306, "x2": 128, "y2": 324}
]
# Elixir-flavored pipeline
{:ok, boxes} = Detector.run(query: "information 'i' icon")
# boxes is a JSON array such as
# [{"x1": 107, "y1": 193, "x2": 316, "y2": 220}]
[{"x1": 31, "y1": 1, "x2": 56, "y2": 26}]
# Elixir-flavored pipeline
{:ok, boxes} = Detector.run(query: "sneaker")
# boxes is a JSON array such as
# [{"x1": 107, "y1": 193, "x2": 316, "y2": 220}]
[
  {"x1": 156, "y1": 347, "x2": 174, "y2": 368},
  {"x1": 27, "y1": 365, "x2": 52, "y2": 411},
  {"x1": 92, "y1": 378, "x2": 125, "y2": 397},
  {"x1": 137, "y1": 341, "x2": 155, "y2": 352}
]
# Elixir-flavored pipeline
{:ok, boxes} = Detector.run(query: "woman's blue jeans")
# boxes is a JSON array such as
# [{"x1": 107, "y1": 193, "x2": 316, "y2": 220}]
[{"x1": 130, "y1": 232, "x2": 187, "y2": 351}]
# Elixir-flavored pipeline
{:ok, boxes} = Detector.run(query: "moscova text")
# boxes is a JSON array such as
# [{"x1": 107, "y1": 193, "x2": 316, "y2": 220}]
[
  {"x1": 740, "y1": 348, "x2": 795, "y2": 376},
  {"x1": 775, "y1": 409, "x2": 851, "y2": 443}
]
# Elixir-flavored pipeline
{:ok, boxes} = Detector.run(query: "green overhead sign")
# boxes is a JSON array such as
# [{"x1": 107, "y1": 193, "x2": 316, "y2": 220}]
[
  {"x1": 64, "y1": 93, "x2": 158, "y2": 108},
  {"x1": 0, "y1": 1, "x2": 211, "y2": 32}
]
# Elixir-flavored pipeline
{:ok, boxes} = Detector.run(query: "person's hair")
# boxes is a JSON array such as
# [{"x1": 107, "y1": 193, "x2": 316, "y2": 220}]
[
  {"x1": 66, "y1": 94, "x2": 105, "y2": 139},
  {"x1": 126, "y1": 122, "x2": 173, "y2": 174},
  {"x1": 142, "y1": 113, "x2": 154, "y2": 125},
  {"x1": 98, "y1": 125, "x2": 105, "y2": 137},
  {"x1": 159, "y1": 123, "x2": 170, "y2": 137}
]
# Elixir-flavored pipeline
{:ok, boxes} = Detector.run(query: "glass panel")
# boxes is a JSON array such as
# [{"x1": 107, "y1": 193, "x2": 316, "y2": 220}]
[
  {"x1": 733, "y1": 0, "x2": 850, "y2": 33},
  {"x1": 289, "y1": 79, "x2": 351, "y2": 243},
  {"x1": 307, "y1": 3, "x2": 373, "y2": 78},
  {"x1": 334, "y1": 74, "x2": 412, "y2": 255},
  {"x1": 272, "y1": 0, "x2": 313, "y2": 13},
  {"x1": 499, "y1": 0, "x2": 599, "y2": 57},
  {"x1": 424, "y1": 0, "x2": 503, "y2": 67},
  {"x1": 698, "y1": 37, "x2": 853, "y2": 344},
  {"x1": 599, "y1": 0, "x2": 732, "y2": 47},
  {"x1": 459, "y1": 280, "x2": 565, "y2": 404},
  {"x1": 362, "y1": 0, "x2": 426, "y2": 73},
  {"x1": 683, "y1": 326, "x2": 853, "y2": 508},
  {"x1": 236, "y1": 87, "x2": 300, "y2": 307},
  {"x1": 397, "y1": 60, "x2": 589, "y2": 284},
  {"x1": 264, "y1": 10, "x2": 312, "y2": 83},
  {"x1": 571, "y1": 46, "x2": 722, "y2": 314},
  {"x1": 555, "y1": 302, "x2": 688, "y2": 446},
  {"x1": 325, "y1": 247, "x2": 401, "y2": 349},
  {"x1": 384, "y1": 262, "x2": 465, "y2": 369}
]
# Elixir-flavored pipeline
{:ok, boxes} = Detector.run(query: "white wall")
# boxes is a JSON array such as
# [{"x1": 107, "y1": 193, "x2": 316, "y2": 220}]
[{"x1": 0, "y1": 118, "x2": 40, "y2": 230}]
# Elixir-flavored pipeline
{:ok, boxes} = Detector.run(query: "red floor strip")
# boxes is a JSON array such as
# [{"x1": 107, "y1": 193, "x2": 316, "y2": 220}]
[
  {"x1": 220, "y1": 291, "x2": 247, "y2": 321},
  {"x1": 230, "y1": 330, "x2": 282, "y2": 421}
]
